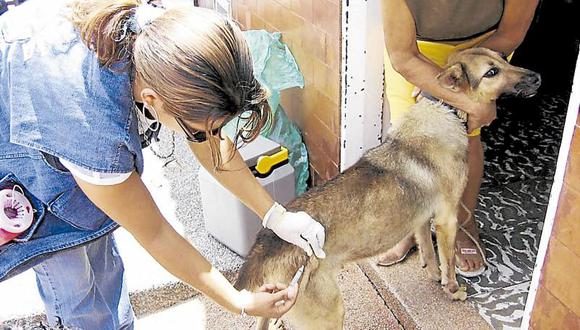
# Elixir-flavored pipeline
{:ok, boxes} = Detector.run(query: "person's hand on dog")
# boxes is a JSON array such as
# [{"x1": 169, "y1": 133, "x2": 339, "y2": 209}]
[
  {"x1": 263, "y1": 202, "x2": 326, "y2": 258},
  {"x1": 412, "y1": 86, "x2": 497, "y2": 134},
  {"x1": 411, "y1": 86, "x2": 423, "y2": 101},
  {"x1": 240, "y1": 283, "x2": 298, "y2": 318},
  {"x1": 463, "y1": 100, "x2": 497, "y2": 134}
]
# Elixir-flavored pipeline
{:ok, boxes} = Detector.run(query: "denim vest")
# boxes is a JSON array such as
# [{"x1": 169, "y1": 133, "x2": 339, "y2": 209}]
[{"x1": 0, "y1": 0, "x2": 144, "y2": 281}]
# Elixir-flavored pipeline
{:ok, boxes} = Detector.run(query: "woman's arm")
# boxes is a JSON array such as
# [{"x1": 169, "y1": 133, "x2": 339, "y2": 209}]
[
  {"x1": 189, "y1": 135, "x2": 326, "y2": 258},
  {"x1": 478, "y1": 0, "x2": 539, "y2": 54},
  {"x1": 381, "y1": 0, "x2": 496, "y2": 132},
  {"x1": 74, "y1": 171, "x2": 297, "y2": 317},
  {"x1": 188, "y1": 135, "x2": 274, "y2": 219}
]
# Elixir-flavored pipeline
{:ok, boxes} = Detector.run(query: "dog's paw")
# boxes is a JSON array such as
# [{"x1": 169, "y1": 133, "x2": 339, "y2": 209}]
[
  {"x1": 443, "y1": 283, "x2": 468, "y2": 301},
  {"x1": 451, "y1": 285, "x2": 468, "y2": 301}
]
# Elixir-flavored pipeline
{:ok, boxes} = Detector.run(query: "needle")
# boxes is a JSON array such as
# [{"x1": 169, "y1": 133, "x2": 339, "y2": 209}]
[
  {"x1": 289, "y1": 265, "x2": 305, "y2": 287},
  {"x1": 273, "y1": 264, "x2": 305, "y2": 327}
]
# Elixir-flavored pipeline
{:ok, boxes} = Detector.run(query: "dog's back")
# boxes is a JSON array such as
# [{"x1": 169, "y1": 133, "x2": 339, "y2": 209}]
[{"x1": 235, "y1": 100, "x2": 469, "y2": 328}]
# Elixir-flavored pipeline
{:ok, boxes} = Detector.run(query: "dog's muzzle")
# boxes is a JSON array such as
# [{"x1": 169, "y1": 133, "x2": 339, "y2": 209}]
[{"x1": 514, "y1": 72, "x2": 542, "y2": 98}]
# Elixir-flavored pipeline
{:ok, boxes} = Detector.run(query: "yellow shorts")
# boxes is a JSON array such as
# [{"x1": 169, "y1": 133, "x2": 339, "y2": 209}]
[{"x1": 384, "y1": 30, "x2": 507, "y2": 137}]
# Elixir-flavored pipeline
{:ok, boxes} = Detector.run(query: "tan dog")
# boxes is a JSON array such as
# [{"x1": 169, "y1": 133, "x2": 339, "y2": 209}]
[{"x1": 235, "y1": 48, "x2": 541, "y2": 330}]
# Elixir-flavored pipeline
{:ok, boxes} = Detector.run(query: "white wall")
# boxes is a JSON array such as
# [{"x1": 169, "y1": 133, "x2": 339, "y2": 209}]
[{"x1": 340, "y1": 0, "x2": 386, "y2": 171}]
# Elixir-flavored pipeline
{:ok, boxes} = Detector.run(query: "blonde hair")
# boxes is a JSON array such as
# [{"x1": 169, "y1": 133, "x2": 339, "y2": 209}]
[{"x1": 70, "y1": 0, "x2": 270, "y2": 168}]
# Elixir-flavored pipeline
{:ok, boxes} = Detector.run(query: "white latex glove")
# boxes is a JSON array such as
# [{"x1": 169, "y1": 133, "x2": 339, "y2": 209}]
[{"x1": 263, "y1": 203, "x2": 326, "y2": 258}]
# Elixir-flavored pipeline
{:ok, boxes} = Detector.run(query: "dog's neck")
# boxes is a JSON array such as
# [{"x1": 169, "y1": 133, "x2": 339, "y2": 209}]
[{"x1": 419, "y1": 92, "x2": 468, "y2": 129}]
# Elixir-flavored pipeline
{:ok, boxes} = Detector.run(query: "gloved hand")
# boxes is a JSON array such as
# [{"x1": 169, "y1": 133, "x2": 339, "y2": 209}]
[{"x1": 263, "y1": 202, "x2": 326, "y2": 258}]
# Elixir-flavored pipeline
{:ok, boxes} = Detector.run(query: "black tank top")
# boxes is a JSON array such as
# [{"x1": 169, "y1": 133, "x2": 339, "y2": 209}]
[{"x1": 406, "y1": 0, "x2": 504, "y2": 41}]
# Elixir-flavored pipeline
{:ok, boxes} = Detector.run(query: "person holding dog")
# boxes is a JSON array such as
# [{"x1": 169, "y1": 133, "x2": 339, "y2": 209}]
[
  {"x1": 378, "y1": 0, "x2": 538, "y2": 276},
  {"x1": 0, "y1": 0, "x2": 326, "y2": 328}
]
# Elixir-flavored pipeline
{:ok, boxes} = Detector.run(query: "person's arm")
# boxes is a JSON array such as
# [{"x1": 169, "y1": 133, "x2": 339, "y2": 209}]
[
  {"x1": 381, "y1": 0, "x2": 496, "y2": 132},
  {"x1": 74, "y1": 172, "x2": 297, "y2": 318},
  {"x1": 189, "y1": 135, "x2": 326, "y2": 258},
  {"x1": 478, "y1": 0, "x2": 539, "y2": 55},
  {"x1": 189, "y1": 135, "x2": 274, "y2": 219}
]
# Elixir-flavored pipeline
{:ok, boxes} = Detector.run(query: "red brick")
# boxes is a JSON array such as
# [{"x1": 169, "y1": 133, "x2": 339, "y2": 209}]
[
  {"x1": 246, "y1": 0, "x2": 258, "y2": 11},
  {"x1": 313, "y1": 60, "x2": 341, "y2": 102},
  {"x1": 266, "y1": 1, "x2": 284, "y2": 25},
  {"x1": 232, "y1": 1, "x2": 251, "y2": 27},
  {"x1": 279, "y1": 87, "x2": 297, "y2": 118},
  {"x1": 566, "y1": 127, "x2": 580, "y2": 192},
  {"x1": 325, "y1": 37, "x2": 341, "y2": 73},
  {"x1": 542, "y1": 239, "x2": 580, "y2": 315},
  {"x1": 255, "y1": 0, "x2": 267, "y2": 19},
  {"x1": 300, "y1": 24, "x2": 326, "y2": 63},
  {"x1": 302, "y1": 115, "x2": 340, "y2": 172},
  {"x1": 531, "y1": 285, "x2": 580, "y2": 330},
  {"x1": 249, "y1": 13, "x2": 267, "y2": 30},
  {"x1": 310, "y1": 90, "x2": 340, "y2": 134},
  {"x1": 309, "y1": 165, "x2": 324, "y2": 187},
  {"x1": 273, "y1": 9, "x2": 303, "y2": 31},
  {"x1": 291, "y1": 0, "x2": 313, "y2": 22},
  {"x1": 274, "y1": 12, "x2": 304, "y2": 49},
  {"x1": 231, "y1": 3, "x2": 243, "y2": 27},
  {"x1": 275, "y1": 0, "x2": 293, "y2": 10},
  {"x1": 285, "y1": 50, "x2": 320, "y2": 97},
  {"x1": 571, "y1": 125, "x2": 579, "y2": 153},
  {"x1": 553, "y1": 184, "x2": 580, "y2": 257},
  {"x1": 279, "y1": 87, "x2": 304, "y2": 127},
  {"x1": 307, "y1": 143, "x2": 339, "y2": 181},
  {"x1": 297, "y1": 91, "x2": 315, "y2": 127},
  {"x1": 312, "y1": 0, "x2": 340, "y2": 40}
]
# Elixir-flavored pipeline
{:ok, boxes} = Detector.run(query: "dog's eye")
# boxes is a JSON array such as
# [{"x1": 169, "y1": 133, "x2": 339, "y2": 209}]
[{"x1": 484, "y1": 67, "x2": 499, "y2": 78}]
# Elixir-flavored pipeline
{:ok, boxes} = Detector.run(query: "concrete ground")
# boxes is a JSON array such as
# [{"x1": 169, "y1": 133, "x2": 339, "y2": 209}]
[
  {"x1": 0, "y1": 130, "x2": 490, "y2": 329},
  {"x1": 361, "y1": 257, "x2": 491, "y2": 330},
  {"x1": 136, "y1": 263, "x2": 401, "y2": 330}
]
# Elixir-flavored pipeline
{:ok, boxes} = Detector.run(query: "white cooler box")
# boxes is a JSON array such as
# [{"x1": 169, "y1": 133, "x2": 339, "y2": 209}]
[{"x1": 199, "y1": 135, "x2": 296, "y2": 257}]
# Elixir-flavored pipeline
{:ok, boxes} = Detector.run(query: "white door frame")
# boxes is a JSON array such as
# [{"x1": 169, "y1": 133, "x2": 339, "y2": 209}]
[
  {"x1": 340, "y1": 0, "x2": 386, "y2": 171},
  {"x1": 521, "y1": 52, "x2": 580, "y2": 330}
]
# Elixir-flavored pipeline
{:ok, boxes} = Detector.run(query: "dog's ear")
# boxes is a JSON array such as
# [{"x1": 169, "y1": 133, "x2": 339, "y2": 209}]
[{"x1": 437, "y1": 63, "x2": 468, "y2": 92}]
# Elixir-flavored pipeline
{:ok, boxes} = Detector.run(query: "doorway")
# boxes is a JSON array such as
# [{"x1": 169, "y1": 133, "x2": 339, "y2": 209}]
[{"x1": 340, "y1": 0, "x2": 580, "y2": 328}]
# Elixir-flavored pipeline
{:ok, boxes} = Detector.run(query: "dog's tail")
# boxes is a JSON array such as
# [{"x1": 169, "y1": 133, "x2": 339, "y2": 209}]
[{"x1": 235, "y1": 228, "x2": 308, "y2": 291}]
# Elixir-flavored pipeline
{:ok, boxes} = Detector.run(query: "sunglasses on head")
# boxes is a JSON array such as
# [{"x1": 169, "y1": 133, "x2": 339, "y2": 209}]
[{"x1": 175, "y1": 117, "x2": 221, "y2": 143}]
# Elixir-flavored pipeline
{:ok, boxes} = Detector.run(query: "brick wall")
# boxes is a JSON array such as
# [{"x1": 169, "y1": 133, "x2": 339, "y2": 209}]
[
  {"x1": 530, "y1": 108, "x2": 580, "y2": 329},
  {"x1": 231, "y1": 0, "x2": 342, "y2": 185}
]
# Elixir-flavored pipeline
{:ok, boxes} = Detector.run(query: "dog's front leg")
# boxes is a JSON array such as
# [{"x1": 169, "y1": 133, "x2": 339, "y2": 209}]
[{"x1": 434, "y1": 204, "x2": 467, "y2": 301}]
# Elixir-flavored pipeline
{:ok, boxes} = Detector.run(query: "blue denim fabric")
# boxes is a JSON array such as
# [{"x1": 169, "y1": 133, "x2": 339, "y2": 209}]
[
  {"x1": 33, "y1": 232, "x2": 135, "y2": 330},
  {"x1": 0, "y1": 0, "x2": 144, "y2": 282}
]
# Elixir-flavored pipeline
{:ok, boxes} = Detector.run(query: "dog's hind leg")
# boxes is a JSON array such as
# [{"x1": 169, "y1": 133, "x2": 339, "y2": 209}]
[
  {"x1": 415, "y1": 222, "x2": 441, "y2": 282},
  {"x1": 433, "y1": 204, "x2": 467, "y2": 301},
  {"x1": 285, "y1": 266, "x2": 344, "y2": 330}
]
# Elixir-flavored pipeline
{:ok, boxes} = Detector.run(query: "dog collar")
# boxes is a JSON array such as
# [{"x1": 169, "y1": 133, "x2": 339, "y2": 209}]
[{"x1": 419, "y1": 92, "x2": 468, "y2": 129}]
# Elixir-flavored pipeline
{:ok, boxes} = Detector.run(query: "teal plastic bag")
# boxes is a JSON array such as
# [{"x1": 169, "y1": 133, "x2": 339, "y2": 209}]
[
  {"x1": 244, "y1": 30, "x2": 305, "y2": 113},
  {"x1": 224, "y1": 30, "x2": 309, "y2": 195}
]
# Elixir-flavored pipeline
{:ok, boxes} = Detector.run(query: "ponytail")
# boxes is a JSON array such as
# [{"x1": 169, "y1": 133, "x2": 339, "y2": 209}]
[
  {"x1": 209, "y1": 84, "x2": 272, "y2": 171},
  {"x1": 70, "y1": 0, "x2": 140, "y2": 68},
  {"x1": 234, "y1": 87, "x2": 271, "y2": 144}
]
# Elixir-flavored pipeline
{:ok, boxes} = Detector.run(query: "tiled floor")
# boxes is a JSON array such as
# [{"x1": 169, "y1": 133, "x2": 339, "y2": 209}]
[{"x1": 459, "y1": 91, "x2": 570, "y2": 329}]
